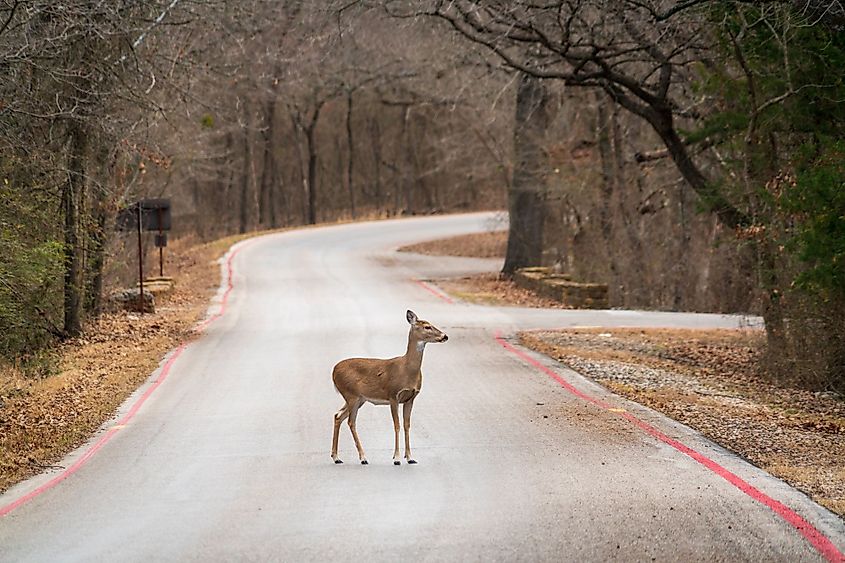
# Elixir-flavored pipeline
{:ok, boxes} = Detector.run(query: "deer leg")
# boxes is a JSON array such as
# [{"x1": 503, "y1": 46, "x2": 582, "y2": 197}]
[
  {"x1": 390, "y1": 400, "x2": 401, "y2": 465},
  {"x1": 403, "y1": 398, "x2": 416, "y2": 463},
  {"x1": 347, "y1": 401, "x2": 368, "y2": 464},
  {"x1": 331, "y1": 403, "x2": 351, "y2": 463}
]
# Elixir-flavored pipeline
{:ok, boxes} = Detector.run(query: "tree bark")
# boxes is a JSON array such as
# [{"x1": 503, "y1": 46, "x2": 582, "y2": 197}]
[
  {"x1": 369, "y1": 117, "x2": 383, "y2": 210},
  {"x1": 259, "y1": 99, "x2": 277, "y2": 228},
  {"x1": 288, "y1": 110, "x2": 309, "y2": 223},
  {"x1": 503, "y1": 73, "x2": 550, "y2": 275},
  {"x1": 304, "y1": 102, "x2": 324, "y2": 225},
  {"x1": 239, "y1": 102, "x2": 254, "y2": 234},
  {"x1": 221, "y1": 131, "x2": 237, "y2": 233},
  {"x1": 756, "y1": 240, "x2": 788, "y2": 362},
  {"x1": 401, "y1": 105, "x2": 414, "y2": 214},
  {"x1": 595, "y1": 95, "x2": 616, "y2": 245},
  {"x1": 85, "y1": 195, "x2": 107, "y2": 317},
  {"x1": 306, "y1": 120, "x2": 318, "y2": 225},
  {"x1": 63, "y1": 121, "x2": 87, "y2": 337},
  {"x1": 346, "y1": 91, "x2": 356, "y2": 219}
]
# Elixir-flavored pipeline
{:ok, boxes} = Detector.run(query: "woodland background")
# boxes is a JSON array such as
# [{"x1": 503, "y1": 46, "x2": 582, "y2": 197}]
[{"x1": 1, "y1": 1, "x2": 843, "y2": 391}]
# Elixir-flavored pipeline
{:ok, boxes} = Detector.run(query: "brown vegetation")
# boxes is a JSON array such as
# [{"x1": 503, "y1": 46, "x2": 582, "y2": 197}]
[{"x1": 399, "y1": 231, "x2": 507, "y2": 259}]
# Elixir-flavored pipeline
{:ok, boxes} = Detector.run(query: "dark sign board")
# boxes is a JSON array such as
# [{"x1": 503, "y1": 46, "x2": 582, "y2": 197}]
[{"x1": 116, "y1": 199, "x2": 172, "y2": 232}]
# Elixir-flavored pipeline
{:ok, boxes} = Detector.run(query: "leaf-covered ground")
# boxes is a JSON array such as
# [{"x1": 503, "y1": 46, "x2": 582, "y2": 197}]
[{"x1": 399, "y1": 230, "x2": 507, "y2": 259}]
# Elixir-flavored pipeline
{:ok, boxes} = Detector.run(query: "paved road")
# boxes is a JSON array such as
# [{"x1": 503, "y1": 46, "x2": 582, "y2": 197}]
[{"x1": 1, "y1": 213, "x2": 843, "y2": 562}]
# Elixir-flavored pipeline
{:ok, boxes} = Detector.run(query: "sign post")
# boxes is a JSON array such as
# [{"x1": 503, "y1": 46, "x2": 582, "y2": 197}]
[
  {"x1": 156, "y1": 206, "x2": 165, "y2": 277},
  {"x1": 137, "y1": 203, "x2": 144, "y2": 311},
  {"x1": 116, "y1": 199, "x2": 172, "y2": 313}
]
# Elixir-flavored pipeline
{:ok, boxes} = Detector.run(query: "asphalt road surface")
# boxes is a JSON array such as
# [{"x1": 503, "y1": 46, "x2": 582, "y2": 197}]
[{"x1": 2, "y1": 213, "x2": 843, "y2": 562}]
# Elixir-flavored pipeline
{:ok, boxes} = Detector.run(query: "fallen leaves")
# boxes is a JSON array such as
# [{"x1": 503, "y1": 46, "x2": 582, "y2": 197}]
[
  {"x1": 438, "y1": 273, "x2": 575, "y2": 309},
  {"x1": 399, "y1": 230, "x2": 507, "y2": 259}
]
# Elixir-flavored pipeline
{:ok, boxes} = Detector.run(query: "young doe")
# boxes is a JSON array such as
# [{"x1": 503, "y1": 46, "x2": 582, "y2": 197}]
[{"x1": 331, "y1": 310, "x2": 448, "y2": 465}]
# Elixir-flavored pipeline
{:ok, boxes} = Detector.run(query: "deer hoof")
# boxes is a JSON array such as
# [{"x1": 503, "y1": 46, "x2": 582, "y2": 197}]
[
  {"x1": 394, "y1": 460, "x2": 401, "y2": 465},
  {"x1": 407, "y1": 459, "x2": 418, "y2": 464},
  {"x1": 334, "y1": 459, "x2": 343, "y2": 464},
  {"x1": 361, "y1": 460, "x2": 368, "y2": 465}
]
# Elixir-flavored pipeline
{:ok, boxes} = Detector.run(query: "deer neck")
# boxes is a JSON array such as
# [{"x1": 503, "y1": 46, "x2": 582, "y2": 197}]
[{"x1": 403, "y1": 332, "x2": 425, "y2": 372}]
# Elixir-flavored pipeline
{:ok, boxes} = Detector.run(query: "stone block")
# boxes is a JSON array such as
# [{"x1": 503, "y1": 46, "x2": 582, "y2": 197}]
[
  {"x1": 514, "y1": 267, "x2": 608, "y2": 309},
  {"x1": 109, "y1": 288, "x2": 155, "y2": 313}
]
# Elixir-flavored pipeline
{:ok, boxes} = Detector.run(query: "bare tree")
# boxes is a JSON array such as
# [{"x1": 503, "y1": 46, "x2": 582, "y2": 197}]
[
  {"x1": 502, "y1": 72, "x2": 553, "y2": 273},
  {"x1": 385, "y1": 0, "x2": 750, "y2": 231}
]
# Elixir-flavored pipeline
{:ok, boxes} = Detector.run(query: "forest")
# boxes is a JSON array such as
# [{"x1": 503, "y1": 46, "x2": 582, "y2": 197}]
[{"x1": 1, "y1": 0, "x2": 843, "y2": 392}]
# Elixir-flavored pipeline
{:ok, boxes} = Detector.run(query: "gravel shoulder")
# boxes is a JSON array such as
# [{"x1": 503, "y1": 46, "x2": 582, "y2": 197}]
[{"x1": 399, "y1": 232, "x2": 845, "y2": 519}]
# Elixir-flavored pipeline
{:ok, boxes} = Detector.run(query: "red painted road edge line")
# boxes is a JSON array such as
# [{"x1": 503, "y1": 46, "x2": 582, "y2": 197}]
[
  {"x1": 0, "y1": 342, "x2": 187, "y2": 518},
  {"x1": 194, "y1": 241, "x2": 250, "y2": 333},
  {"x1": 414, "y1": 279, "x2": 454, "y2": 304},
  {"x1": 493, "y1": 332, "x2": 844, "y2": 563},
  {"x1": 0, "y1": 241, "x2": 250, "y2": 518}
]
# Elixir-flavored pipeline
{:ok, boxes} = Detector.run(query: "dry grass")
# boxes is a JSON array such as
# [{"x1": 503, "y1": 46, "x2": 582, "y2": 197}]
[
  {"x1": 438, "y1": 273, "x2": 574, "y2": 309},
  {"x1": 399, "y1": 230, "x2": 507, "y2": 258}
]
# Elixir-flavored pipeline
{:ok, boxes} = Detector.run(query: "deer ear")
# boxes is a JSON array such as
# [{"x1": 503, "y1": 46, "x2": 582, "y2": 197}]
[{"x1": 406, "y1": 310, "x2": 418, "y2": 324}]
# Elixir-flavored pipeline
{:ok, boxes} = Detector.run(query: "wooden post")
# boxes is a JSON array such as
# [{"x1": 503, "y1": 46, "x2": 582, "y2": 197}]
[
  {"x1": 157, "y1": 207, "x2": 164, "y2": 277},
  {"x1": 137, "y1": 203, "x2": 145, "y2": 313}
]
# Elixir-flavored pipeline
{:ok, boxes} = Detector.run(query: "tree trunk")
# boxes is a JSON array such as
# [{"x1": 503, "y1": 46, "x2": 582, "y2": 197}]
[
  {"x1": 239, "y1": 103, "x2": 254, "y2": 234},
  {"x1": 288, "y1": 110, "x2": 308, "y2": 224},
  {"x1": 306, "y1": 122, "x2": 318, "y2": 225},
  {"x1": 401, "y1": 105, "x2": 414, "y2": 214},
  {"x1": 259, "y1": 99, "x2": 277, "y2": 228},
  {"x1": 595, "y1": 96, "x2": 616, "y2": 246},
  {"x1": 304, "y1": 102, "x2": 324, "y2": 225},
  {"x1": 369, "y1": 117, "x2": 383, "y2": 210},
  {"x1": 503, "y1": 73, "x2": 550, "y2": 275},
  {"x1": 756, "y1": 240, "x2": 788, "y2": 362},
  {"x1": 743, "y1": 129, "x2": 788, "y2": 364},
  {"x1": 222, "y1": 132, "x2": 237, "y2": 234},
  {"x1": 63, "y1": 121, "x2": 87, "y2": 337},
  {"x1": 85, "y1": 196, "x2": 107, "y2": 317},
  {"x1": 409, "y1": 112, "x2": 433, "y2": 211},
  {"x1": 346, "y1": 91, "x2": 356, "y2": 219}
]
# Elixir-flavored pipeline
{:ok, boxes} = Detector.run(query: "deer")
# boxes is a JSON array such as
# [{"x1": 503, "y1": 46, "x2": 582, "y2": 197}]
[{"x1": 331, "y1": 310, "x2": 448, "y2": 465}]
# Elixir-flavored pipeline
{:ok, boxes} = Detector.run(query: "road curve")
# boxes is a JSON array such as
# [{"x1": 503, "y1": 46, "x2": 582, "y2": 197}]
[{"x1": 1, "y1": 212, "x2": 843, "y2": 562}]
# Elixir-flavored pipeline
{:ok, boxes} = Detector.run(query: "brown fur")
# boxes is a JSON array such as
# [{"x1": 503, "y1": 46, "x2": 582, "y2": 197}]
[{"x1": 330, "y1": 310, "x2": 447, "y2": 464}]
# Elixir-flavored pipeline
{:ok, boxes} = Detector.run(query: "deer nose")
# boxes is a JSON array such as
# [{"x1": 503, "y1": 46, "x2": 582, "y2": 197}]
[{"x1": 441, "y1": 335, "x2": 449, "y2": 342}]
